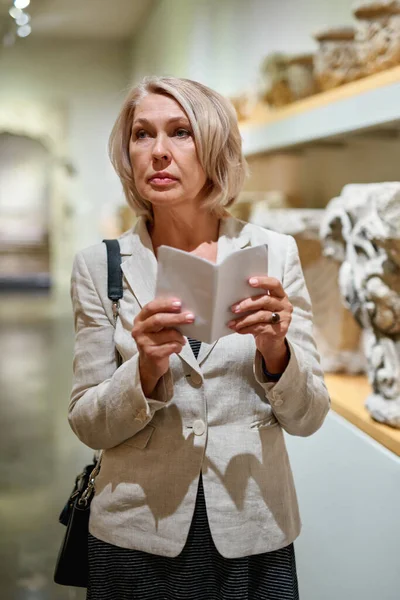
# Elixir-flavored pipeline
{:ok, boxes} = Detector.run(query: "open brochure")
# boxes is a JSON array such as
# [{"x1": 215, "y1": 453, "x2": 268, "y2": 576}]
[{"x1": 155, "y1": 244, "x2": 268, "y2": 344}]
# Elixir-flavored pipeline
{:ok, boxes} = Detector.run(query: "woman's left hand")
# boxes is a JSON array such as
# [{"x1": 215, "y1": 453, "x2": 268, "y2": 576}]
[{"x1": 227, "y1": 276, "x2": 293, "y2": 370}]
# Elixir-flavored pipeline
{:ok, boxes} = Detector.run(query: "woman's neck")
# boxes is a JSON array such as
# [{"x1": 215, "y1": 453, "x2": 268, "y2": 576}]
[{"x1": 149, "y1": 208, "x2": 222, "y2": 256}]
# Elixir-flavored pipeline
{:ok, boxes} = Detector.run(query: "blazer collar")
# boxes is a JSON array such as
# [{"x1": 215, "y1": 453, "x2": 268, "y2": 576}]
[
  {"x1": 119, "y1": 217, "x2": 158, "y2": 310},
  {"x1": 119, "y1": 215, "x2": 250, "y2": 372}
]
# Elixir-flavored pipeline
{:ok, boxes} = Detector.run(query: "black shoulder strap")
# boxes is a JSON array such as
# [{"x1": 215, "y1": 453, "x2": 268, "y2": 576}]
[{"x1": 103, "y1": 239, "x2": 123, "y2": 321}]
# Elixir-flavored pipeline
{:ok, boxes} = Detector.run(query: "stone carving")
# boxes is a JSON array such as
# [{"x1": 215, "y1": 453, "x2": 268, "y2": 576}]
[
  {"x1": 248, "y1": 204, "x2": 366, "y2": 374},
  {"x1": 249, "y1": 206, "x2": 322, "y2": 237},
  {"x1": 321, "y1": 183, "x2": 400, "y2": 427},
  {"x1": 314, "y1": 27, "x2": 364, "y2": 90},
  {"x1": 354, "y1": 1, "x2": 400, "y2": 74}
]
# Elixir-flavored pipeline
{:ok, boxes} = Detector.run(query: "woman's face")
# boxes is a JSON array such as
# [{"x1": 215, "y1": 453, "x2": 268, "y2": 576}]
[{"x1": 129, "y1": 93, "x2": 208, "y2": 211}]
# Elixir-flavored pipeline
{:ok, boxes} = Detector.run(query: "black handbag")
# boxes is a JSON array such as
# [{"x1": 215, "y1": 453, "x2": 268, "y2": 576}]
[{"x1": 54, "y1": 239, "x2": 123, "y2": 588}]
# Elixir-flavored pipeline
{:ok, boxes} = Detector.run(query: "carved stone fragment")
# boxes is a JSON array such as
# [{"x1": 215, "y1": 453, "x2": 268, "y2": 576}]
[
  {"x1": 321, "y1": 183, "x2": 400, "y2": 427},
  {"x1": 248, "y1": 205, "x2": 366, "y2": 374}
]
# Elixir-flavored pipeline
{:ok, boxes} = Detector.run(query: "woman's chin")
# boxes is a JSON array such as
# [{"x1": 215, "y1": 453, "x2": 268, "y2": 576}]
[{"x1": 146, "y1": 191, "x2": 188, "y2": 207}]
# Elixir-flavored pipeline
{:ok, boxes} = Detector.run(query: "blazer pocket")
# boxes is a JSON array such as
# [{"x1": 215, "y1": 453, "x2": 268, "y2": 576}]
[
  {"x1": 250, "y1": 414, "x2": 279, "y2": 430},
  {"x1": 121, "y1": 424, "x2": 155, "y2": 450}
]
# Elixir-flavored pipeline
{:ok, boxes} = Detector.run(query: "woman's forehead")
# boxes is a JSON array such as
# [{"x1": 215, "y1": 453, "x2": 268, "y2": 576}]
[{"x1": 134, "y1": 93, "x2": 188, "y2": 122}]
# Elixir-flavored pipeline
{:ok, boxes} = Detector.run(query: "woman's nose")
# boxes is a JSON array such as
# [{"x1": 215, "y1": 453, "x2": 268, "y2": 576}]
[{"x1": 152, "y1": 135, "x2": 171, "y2": 161}]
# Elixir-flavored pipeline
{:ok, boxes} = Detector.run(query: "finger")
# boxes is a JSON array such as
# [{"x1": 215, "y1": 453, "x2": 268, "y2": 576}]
[
  {"x1": 142, "y1": 310, "x2": 195, "y2": 334},
  {"x1": 248, "y1": 276, "x2": 285, "y2": 298},
  {"x1": 231, "y1": 294, "x2": 284, "y2": 315},
  {"x1": 137, "y1": 297, "x2": 184, "y2": 323},
  {"x1": 228, "y1": 310, "x2": 289, "y2": 331},
  {"x1": 143, "y1": 330, "x2": 187, "y2": 347},
  {"x1": 233, "y1": 322, "x2": 286, "y2": 336},
  {"x1": 143, "y1": 341, "x2": 186, "y2": 360}
]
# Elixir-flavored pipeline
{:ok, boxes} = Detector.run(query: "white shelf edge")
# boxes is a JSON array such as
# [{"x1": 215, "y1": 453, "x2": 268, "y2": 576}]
[{"x1": 241, "y1": 79, "x2": 400, "y2": 156}]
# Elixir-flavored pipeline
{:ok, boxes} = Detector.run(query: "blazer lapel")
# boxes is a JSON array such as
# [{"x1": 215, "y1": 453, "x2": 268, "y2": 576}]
[
  {"x1": 215, "y1": 215, "x2": 250, "y2": 264},
  {"x1": 119, "y1": 218, "x2": 158, "y2": 309}
]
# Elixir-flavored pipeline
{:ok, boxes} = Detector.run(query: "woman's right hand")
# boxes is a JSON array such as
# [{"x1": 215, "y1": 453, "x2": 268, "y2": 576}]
[{"x1": 131, "y1": 299, "x2": 194, "y2": 397}]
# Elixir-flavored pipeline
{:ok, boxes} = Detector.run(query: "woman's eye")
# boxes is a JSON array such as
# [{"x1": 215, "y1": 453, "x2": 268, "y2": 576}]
[
  {"x1": 135, "y1": 130, "x2": 149, "y2": 139},
  {"x1": 175, "y1": 128, "x2": 191, "y2": 138}
]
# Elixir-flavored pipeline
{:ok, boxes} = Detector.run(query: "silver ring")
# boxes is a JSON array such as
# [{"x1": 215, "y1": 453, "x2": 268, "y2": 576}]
[{"x1": 270, "y1": 312, "x2": 281, "y2": 324}]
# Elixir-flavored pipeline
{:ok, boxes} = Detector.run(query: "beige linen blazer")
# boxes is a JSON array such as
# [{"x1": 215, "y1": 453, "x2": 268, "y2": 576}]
[{"x1": 69, "y1": 215, "x2": 330, "y2": 558}]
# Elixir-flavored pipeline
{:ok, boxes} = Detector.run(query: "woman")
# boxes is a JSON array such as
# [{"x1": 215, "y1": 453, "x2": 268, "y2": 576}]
[{"x1": 69, "y1": 76, "x2": 330, "y2": 600}]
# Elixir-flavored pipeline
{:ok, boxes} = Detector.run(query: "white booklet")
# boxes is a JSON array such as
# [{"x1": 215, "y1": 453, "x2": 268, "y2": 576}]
[{"x1": 155, "y1": 244, "x2": 268, "y2": 344}]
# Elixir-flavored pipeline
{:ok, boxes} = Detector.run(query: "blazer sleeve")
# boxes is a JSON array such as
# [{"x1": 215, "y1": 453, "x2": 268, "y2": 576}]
[
  {"x1": 68, "y1": 251, "x2": 173, "y2": 450},
  {"x1": 254, "y1": 235, "x2": 330, "y2": 436}
]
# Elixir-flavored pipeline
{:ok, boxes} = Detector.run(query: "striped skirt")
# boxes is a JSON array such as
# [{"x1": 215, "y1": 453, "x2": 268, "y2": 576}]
[{"x1": 87, "y1": 473, "x2": 299, "y2": 600}]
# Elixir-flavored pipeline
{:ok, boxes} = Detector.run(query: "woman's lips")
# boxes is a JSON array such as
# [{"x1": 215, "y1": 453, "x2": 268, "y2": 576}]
[{"x1": 149, "y1": 177, "x2": 178, "y2": 186}]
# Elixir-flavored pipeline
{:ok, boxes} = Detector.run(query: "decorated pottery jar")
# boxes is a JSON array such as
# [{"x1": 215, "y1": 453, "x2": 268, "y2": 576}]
[
  {"x1": 286, "y1": 54, "x2": 318, "y2": 100},
  {"x1": 314, "y1": 27, "x2": 364, "y2": 90},
  {"x1": 259, "y1": 53, "x2": 293, "y2": 108},
  {"x1": 354, "y1": 1, "x2": 400, "y2": 74}
]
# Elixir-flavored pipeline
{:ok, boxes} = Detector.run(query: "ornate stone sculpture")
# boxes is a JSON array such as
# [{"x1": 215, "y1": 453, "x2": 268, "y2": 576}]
[
  {"x1": 321, "y1": 183, "x2": 400, "y2": 427},
  {"x1": 247, "y1": 203, "x2": 366, "y2": 374}
]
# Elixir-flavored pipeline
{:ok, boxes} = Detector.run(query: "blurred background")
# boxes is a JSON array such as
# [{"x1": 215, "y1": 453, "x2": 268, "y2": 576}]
[{"x1": 0, "y1": 0, "x2": 399, "y2": 598}]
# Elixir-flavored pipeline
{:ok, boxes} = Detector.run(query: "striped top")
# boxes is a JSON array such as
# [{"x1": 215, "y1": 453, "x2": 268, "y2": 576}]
[{"x1": 187, "y1": 337, "x2": 201, "y2": 359}]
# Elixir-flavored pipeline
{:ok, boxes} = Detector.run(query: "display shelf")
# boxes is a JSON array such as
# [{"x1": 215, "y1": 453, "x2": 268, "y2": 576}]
[
  {"x1": 325, "y1": 373, "x2": 400, "y2": 456},
  {"x1": 240, "y1": 66, "x2": 400, "y2": 156}
]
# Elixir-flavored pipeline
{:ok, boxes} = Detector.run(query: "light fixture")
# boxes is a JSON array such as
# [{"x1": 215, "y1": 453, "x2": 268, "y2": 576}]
[
  {"x1": 9, "y1": 6, "x2": 23, "y2": 19},
  {"x1": 16, "y1": 24, "x2": 31, "y2": 38},
  {"x1": 7, "y1": 0, "x2": 33, "y2": 44},
  {"x1": 14, "y1": 0, "x2": 31, "y2": 9},
  {"x1": 16, "y1": 12, "x2": 30, "y2": 26}
]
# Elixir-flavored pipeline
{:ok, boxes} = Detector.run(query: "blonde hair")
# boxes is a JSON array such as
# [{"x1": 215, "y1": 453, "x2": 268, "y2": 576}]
[{"x1": 109, "y1": 76, "x2": 247, "y2": 220}]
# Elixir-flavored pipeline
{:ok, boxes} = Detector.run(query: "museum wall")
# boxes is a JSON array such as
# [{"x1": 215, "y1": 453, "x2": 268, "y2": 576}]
[
  {"x1": 0, "y1": 37, "x2": 128, "y2": 291},
  {"x1": 130, "y1": 0, "x2": 357, "y2": 94}
]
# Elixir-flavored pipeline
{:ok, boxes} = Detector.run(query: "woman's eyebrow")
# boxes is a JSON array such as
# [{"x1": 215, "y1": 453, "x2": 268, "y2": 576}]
[{"x1": 133, "y1": 116, "x2": 190, "y2": 126}]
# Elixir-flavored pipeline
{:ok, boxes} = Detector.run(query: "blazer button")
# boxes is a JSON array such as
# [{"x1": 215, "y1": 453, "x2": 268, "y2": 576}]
[
  {"x1": 190, "y1": 372, "x2": 202, "y2": 386},
  {"x1": 274, "y1": 396, "x2": 283, "y2": 407},
  {"x1": 193, "y1": 419, "x2": 206, "y2": 436}
]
